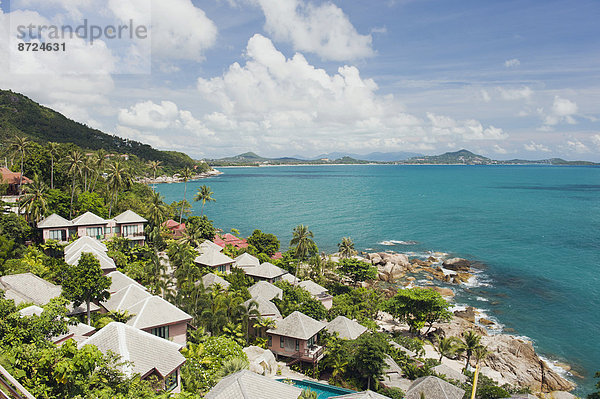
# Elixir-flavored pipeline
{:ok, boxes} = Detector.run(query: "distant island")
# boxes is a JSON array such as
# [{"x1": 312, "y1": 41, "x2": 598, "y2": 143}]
[{"x1": 207, "y1": 149, "x2": 598, "y2": 167}]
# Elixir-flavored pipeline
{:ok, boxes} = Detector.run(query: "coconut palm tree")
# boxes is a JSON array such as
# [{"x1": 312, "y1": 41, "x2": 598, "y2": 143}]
[
  {"x1": 194, "y1": 184, "x2": 216, "y2": 215},
  {"x1": 253, "y1": 316, "x2": 276, "y2": 338},
  {"x1": 237, "y1": 299, "x2": 260, "y2": 343},
  {"x1": 47, "y1": 142, "x2": 60, "y2": 190},
  {"x1": 459, "y1": 330, "x2": 483, "y2": 370},
  {"x1": 337, "y1": 237, "x2": 357, "y2": 258},
  {"x1": 290, "y1": 224, "x2": 315, "y2": 278},
  {"x1": 179, "y1": 167, "x2": 193, "y2": 223},
  {"x1": 64, "y1": 149, "x2": 84, "y2": 218},
  {"x1": 106, "y1": 160, "x2": 132, "y2": 218},
  {"x1": 147, "y1": 191, "x2": 168, "y2": 228},
  {"x1": 90, "y1": 149, "x2": 107, "y2": 193},
  {"x1": 8, "y1": 135, "x2": 31, "y2": 195},
  {"x1": 19, "y1": 174, "x2": 48, "y2": 223},
  {"x1": 434, "y1": 335, "x2": 463, "y2": 362},
  {"x1": 148, "y1": 160, "x2": 162, "y2": 189},
  {"x1": 82, "y1": 155, "x2": 95, "y2": 192}
]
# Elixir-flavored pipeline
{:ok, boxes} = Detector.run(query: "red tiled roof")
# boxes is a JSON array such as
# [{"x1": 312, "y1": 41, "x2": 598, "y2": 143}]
[
  {"x1": 271, "y1": 252, "x2": 283, "y2": 260},
  {"x1": 0, "y1": 168, "x2": 32, "y2": 185},
  {"x1": 213, "y1": 234, "x2": 248, "y2": 249},
  {"x1": 163, "y1": 219, "x2": 180, "y2": 228}
]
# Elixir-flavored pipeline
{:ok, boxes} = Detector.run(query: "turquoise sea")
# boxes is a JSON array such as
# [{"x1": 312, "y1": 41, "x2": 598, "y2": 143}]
[{"x1": 157, "y1": 165, "x2": 600, "y2": 394}]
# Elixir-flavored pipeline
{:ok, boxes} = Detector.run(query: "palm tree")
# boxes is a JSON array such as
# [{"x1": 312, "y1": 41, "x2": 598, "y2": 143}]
[
  {"x1": 8, "y1": 135, "x2": 30, "y2": 195},
  {"x1": 459, "y1": 330, "x2": 483, "y2": 370},
  {"x1": 148, "y1": 160, "x2": 162, "y2": 190},
  {"x1": 253, "y1": 316, "x2": 276, "y2": 338},
  {"x1": 147, "y1": 191, "x2": 168, "y2": 228},
  {"x1": 194, "y1": 185, "x2": 215, "y2": 215},
  {"x1": 90, "y1": 149, "x2": 107, "y2": 193},
  {"x1": 217, "y1": 357, "x2": 250, "y2": 379},
  {"x1": 337, "y1": 237, "x2": 357, "y2": 258},
  {"x1": 82, "y1": 155, "x2": 95, "y2": 192},
  {"x1": 179, "y1": 167, "x2": 193, "y2": 223},
  {"x1": 64, "y1": 149, "x2": 84, "y2": 218},
  {"x1": 19, "y1": 174, "x2": 48, "y2": 223},
  {"x1": 237, "y1": 299, "x2": 260, "y2": 343},
  {"x1": 434, "y1": 335, "x2": 462, "y2": 362},
  {"x1": 47, "y1": 142, "x2": 59, "y2": 190},
  {"x1": 106, "y1": 161, "x2": 132, "y2": 217},
  {"x1": 290, "y1": 224, "x2": 315, "y2": 278}
]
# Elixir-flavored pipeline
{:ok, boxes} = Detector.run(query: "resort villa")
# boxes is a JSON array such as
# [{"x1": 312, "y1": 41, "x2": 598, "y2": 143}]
[
  {"x1": 244, "y1": 262, "x2": 287, "y2": 283},
  {"x1": 0, "y1": 167, "x2": 32, "y2": 195},
  {"x1": 205, "y1": 370, "x2": 302, "y2": 399},
  {"x1": 325, "y1": 316, "x2": 368, "y2": 340},
  {"x1": 213, "y1": 233, "x2": 249, "y2": 249},
  {"x1": 64, "y1": 237, "x2": 117, "y2": 274},
  {"x1": 298, "y1": 280, "x2": 334, "y2": 310},
  {"x1": 267, "y1": 311, "x2": 326, "y2": 365},
  {"x1": 248, "y1": 280, "x2": 283, "y2": 301},
  {"x1": 37, "y1": 210, "x2": 147, "y2": 244},
  {"x1": 198, "y1": 273, "x2": 231, "y2": 290},
  {"x1": 233, "y1": 252, "x2": 260, "y2": 269},
  {"x1": 194, "y1": 249, "x2": 235, "y2": 274}
]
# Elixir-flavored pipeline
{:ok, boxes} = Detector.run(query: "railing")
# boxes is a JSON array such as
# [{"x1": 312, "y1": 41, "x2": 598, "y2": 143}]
[{"x1": 0, "y1": 364, "x2": 35, "y2": 399}]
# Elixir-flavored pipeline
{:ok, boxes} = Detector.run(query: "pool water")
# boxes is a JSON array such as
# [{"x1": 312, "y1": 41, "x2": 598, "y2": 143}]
[{"x1": 278, "y1": 379, "x2": 356, "y2": 398}]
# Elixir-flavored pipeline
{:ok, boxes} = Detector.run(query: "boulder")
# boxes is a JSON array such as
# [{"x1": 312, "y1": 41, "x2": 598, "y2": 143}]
[
  {"x1": 479, "y1": 318, "x2": 495, "y2": 326},
  {"x1": 443, "y1": 258, "x2": 471, "y2": 272},
  {"x1": 243, "y1": 346, "x2": 278, "y2": 377},
  {"x1": 544, "y1": 391, "x2": 578, "y2": 399},
  {"x1": 454, "y1": 307, "x2": 477, "y2": 323},
  {"x1": 390, "y1": 253, "x2": 410, "y2": 267},
  {"x1": 427, "y1": 256, "x2": 439, "y2": 263},
  {"x1": 371, "y1": 255, "x2": 383, "y2": 265},
  {"x1": 431, "y1": 286, "x2": 454, "y2": 297},
  {"x1": 452, "y1": 272, "x2": 473, "y2": 284}
]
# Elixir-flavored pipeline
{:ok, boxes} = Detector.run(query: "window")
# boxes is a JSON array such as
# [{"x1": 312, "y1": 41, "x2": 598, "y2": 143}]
[
  {"x1": 122, "y1": 225, "x2": 138, "y2": 237},
  {"x1": 151, "y1": 326, "x2": 169, "y2": 340},
  {"x1": 280, "y1": 337, "x2": 284, "y2": 348},
  {"x1": 308, "y1": 336, "x2": 315, "y2": 347},
  {"x1": 217, "y1": 265, "x2": 227, "y2": 273},
  {"x1": 164, "y1": 370, "x2": 178, "y2": 391},
  {"x1": 49, "y1": 230, "x2": 64, "y2": 241},
  {"x1": 268, "y1": 335, "x2": 272, "y2": 347},
  {"x1": 105, "y1": 227, "x2": 111, "y2": 234},
  {"x1": 86, "y1": 226, "x2": 104, "y2": 238},
  {"x1": 295, "y1": 340, "x2": 299, "y2": 351}
]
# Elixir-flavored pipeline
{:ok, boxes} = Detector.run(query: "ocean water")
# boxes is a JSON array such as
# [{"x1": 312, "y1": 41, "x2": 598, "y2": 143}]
[{"x1": 157, "y1": 165, "x2": 600, "y2": 394}]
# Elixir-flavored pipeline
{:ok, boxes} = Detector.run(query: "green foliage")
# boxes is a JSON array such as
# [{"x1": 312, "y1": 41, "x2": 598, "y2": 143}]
[
  {"x1": 377, "y1": 386, "x2": 405, "y2": 399},
  {"x1": 273, "y1": 281, "x2": 327, "y2": 319},
  {"x1": 588, "y1": 372, "x2": 600, "y2": 399},
  {"x1": 329, "y1": 286, "x2": 382, "y2": 323},
  {"x1": 247, "y1": 229, "x2": 280, "y2": 256},
  {"x1": 75, "y1": 191, "x2": 108, "y2": 218},
  {"x1": 290, "y1": 224, "x2": 317, "y2": 260},
  {"x1": 45, "y1": 189, "x2": 71, "y2": 218},
  {"x1": 385, "y1": 287, "x2": 452, "y2": 335},
  {"x1": 186, "y1": 215, "x2": 216, "y2": 242},
  {"x1": 0, "y1": 212, "x2": 31, "y2": 243},
  {"x1": 391, "y1": 335, "x2": 425, "y2": 357},
  {"x1": 338, "y1": 258, "x2": 377, "y2": 286},
  {"x1": 353, "y1": 333, "x2": 389, "y2": 390},
  {"x1": 299, "y1": 389, "x2": 319, "y2": 399},
  {"x1": 462, "y1": 373, "x2": 511, "y2": 399}
]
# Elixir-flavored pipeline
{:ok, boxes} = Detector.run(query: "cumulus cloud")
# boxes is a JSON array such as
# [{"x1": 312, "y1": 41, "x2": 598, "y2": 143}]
[
  {"x1": 481, "y1": 90, "x2": 491, "y2": 103},
  {"x1": 542, "y1": 96, "x2": 578, "y2": 126},
  {"x1": 251, "y1": 0, "x2": 374, "y2": 61},
  {"x1": 498, "y1": 86, "x2": 533, "y2": 101},
  {"x1": 493, "y1": 144, "x2": 508, "y2": 154},
  {"x1": 591, "y1": 134, "x2": 600, "y2": 149},
  {"x1": 524, "y1": 141, "x2": 551, "y2": 152},
  {"x1": 504, "y1": 58, "x2": 520, "y2": 68},
  {"x1": 565, "y1": 139, "x2": 589, "y2": 154}
]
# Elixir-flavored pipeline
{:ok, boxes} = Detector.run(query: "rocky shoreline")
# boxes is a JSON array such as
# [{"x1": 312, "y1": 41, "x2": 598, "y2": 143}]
[
  {"x1": 358, "y1": 250, "x2": 577, "y2": 394},
  {"x1": 136, "y1": 169, "x2": 223, "y2": 184}
]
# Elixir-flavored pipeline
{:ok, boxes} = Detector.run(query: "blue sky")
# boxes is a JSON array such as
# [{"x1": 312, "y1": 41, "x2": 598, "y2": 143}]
[{"x1": 1, "y1": 0, "x2": 599, "y2": 160}]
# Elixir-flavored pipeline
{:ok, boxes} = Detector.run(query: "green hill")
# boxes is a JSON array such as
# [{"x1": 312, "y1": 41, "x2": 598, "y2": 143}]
[
  {"x1": 405, "y1": 149, "x2": 494, "y2": 165},
  {"x1": 0, "y1": 89, "x2": 196, "y2": 171}
]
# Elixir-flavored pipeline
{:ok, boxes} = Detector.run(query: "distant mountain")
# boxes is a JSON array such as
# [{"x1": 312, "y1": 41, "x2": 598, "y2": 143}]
[
  {"x1": 0, "y1": 90, "x2": 197, "y2": 171},
  {"x1": 404, "y1": 149, "x2": 493, "y2": 165},
  {"x1": 313, "y1": 151, "x2": 422, "y2": 162},
  {"x1": 208, "y1": 152, "x2": 369, "y2": 166}
]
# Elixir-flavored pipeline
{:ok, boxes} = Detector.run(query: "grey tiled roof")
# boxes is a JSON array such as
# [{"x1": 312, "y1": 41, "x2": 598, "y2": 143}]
[
  {"x1": 244, "y1": 262, "x2": 286, "y2": 280},
  {"x1": 197, "y1": 240, "x2": 223, "y2": 254},
  {"x1": 102, "y1": 284, "x2": 152, "y2": 312},
  {"x1": 242, "y1": 297, "x2": 282, "y2": 319},
  {"x1": 64, "y1": 236, "x2": 107, "y2": 254},
  {"x1": 106, "y1": 271, "x2": 147, "y2": 294},
  {"x1": 267, "y1": 311, "x2": 326, "y2": 340},
  {"x1": 234, "y1": 252, "x2": 260, "y2": 268},
  {"x1": 127, "y1": 296, "x2": 192, "y2": 330},
  {"x1": 331, "y1": 390, "x2": 391, "y2": 399},
  {"x1": 79, "y1": 322, "x2": 185, "y2": 378},
  {"x1": 248, "y1": 281, "x2": 283, "y2": 301},
  {"x1": 205, "y1": 370, "x2": 302, "y2": 399},
  {"x1": 64, "y1": 246, "x2": 117, "y2": 272},
  {"x1": 405, "y1": 376, "x2": 465, "y2": 399},
  {"x1": 71, "y1": 211, "x2": 108, "y2": 226},
  {"x1": 200, "y1": 273, "x2": 231, "y2": 289},
  {"x1": 432, "y1": 364, "x2": 468, "y2": 383},
  {"x1": 280, "y1": 273, "x2": 300, "y2": 285},
  {"x1": 298, "y1": 280, "x2": 328, "y2": 296},
  {"x1": 37, "y1": 213, "x2": 72, "y2": 228},
  {"x1": 194, "y1": 250, "x2": 234, "y2": 267},
  {"x1": 112, "y1": 210, "x2": 147, "y2": 224},
  {"x1": 0, "y1": 273, "x2": 62, "y2": 305},
  {"x1": 326, "y1": 316, "x2": 368, "y2": 340}
]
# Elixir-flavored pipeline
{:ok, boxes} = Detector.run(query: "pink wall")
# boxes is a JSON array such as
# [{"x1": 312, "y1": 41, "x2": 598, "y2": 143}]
[
  {"x1": 268, "y1": 334, "x2": 308, "y2": 358},
  {"x1": 142, "y1": 321, "x2": 188, "y2": 346},
  {"x1": 320, "y1": 297, "x2": 333, "y2": 310}
]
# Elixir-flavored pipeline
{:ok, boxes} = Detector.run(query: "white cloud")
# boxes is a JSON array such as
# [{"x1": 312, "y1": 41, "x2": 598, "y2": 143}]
[
  {"x1": 566, "y1": 139, "x2": 589, "y2": 154},
  {"x1": 504, "y1": 58, "x2": 520, "y2": 68},
  {"x1": 493, "y1": 144, "x2": 507, "y2": 154},
  {"x1": 498, "y1": 86, "x2": 533, "y2": 101},
  {"x1": 481, "y1": 89, "x2": 491, "y2": 103},
  {"x1": 252, "y1": 0, "x2": 374, "y2": 61},
  {"x1": 591, "y1": 134, "x2": 600, "y2": 149},
  {"x1": 540, "y1": 96, "x2": 579, "y2": 126},
  {"x1": 524, "y1": 141, "x2": 551, "y2": 152}
]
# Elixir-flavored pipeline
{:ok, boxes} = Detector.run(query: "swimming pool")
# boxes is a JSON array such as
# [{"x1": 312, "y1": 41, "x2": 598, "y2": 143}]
[{"x1": 277, "y1": 379, "x2": 356, "y2": 398}]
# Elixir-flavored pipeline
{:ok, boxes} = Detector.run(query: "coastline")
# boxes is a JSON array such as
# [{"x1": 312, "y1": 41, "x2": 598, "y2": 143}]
[{"x1": 136, "y1": 169, "x2": 223, "y2": 184}]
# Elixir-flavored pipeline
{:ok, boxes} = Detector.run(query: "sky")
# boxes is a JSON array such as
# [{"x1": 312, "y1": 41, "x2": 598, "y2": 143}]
[{"x1": 1, "y1": 0, "x2": 599, "y2": 160}]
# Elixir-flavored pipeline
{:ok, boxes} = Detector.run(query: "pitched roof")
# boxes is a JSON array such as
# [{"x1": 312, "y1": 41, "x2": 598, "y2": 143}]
[
  {"x1": 432, "y1": 364, "x2": 468, "y2": 383},
  {"x1": 298, "y1": 280, "x2": 328, "y2": 296},
  {"x1": 234, "y1": 252, "x2": 260, "y2": 268},
  {"x1": 79, "y1": 322, "x2": 185, "y2": 378},
  {"x1": 331, "y1": 391, "x2": 391, "y2": 399},
  {"x1": 127, "y1": 296, "x2": 192, "y2": 330},
  {"x1": 200, "y1": 273, "x2": 231, "y2": 290},
  {"x1": 197, "y1": 240, "x2": 223, "y2": 254},
  {"x1": 64, "y1": 246, "x2": 117, "y2": 272},
  {"x1": 102, "y1": 284, "x2": 153, "y2": 312},
  {"x1": 248, "y1": 281, "x2": 283, "y2": 301},
  {"x1": 71, "y1": 211, "x2": 108, "y2": 226},
  {"x1": 242, "y1": 297, "x2": 281, "y2": 319},
  {"x1": 280, "y1": 273, "x2": 300, "y2": 285},
  {"x1": 244, "y1": 262, "x2": 286, "y2": 280},
  {"x1": 405, "y1": 376, "x2": 465, "y2": 399},
  {"x1": 326, "y1": 316, "x2": 368, "y2": 340},
  {"x1": 0, "y1": 167, "x2": 32, "y2": 185},
  {"x1": 0, "y1": 273, "x2": 62, "y2": 305},
  {"x1": 194, "y1": 250, "x2": 234, "y2": 267},
  {"x1": 64, "y1": 236, "x2": 107, "y2": 254},
  {"x1": 106, "y1": 271, "x2": 147, "y2": 294},
  {"x1": 18, "y1": 305, "x2": 44, "y2": 317},
  {"x1": 205, "y1": 370, "x2": 302, "y2": 399},
  {"x1": 267, "y1": 311, "x2": 326, "y2": 340},
  {"x1": 113, "y1": 210, "x2": 147, "y2": 224},
  {"x1": 37, "y1": 213, "x2": 72, "y2": 229}
]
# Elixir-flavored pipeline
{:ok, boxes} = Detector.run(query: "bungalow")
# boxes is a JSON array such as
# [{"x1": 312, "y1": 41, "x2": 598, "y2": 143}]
[
  {"x1": 0, "y1": 167, "x2": 32, "y2": 195},
  {"x1": 64, "y1": 236, "x2": 108, "y2": 253},
  {"x1": 0, "y1": 273, "x2": 100, "y2": 316},
  {"x1": 234, "y1": 252, "x2": 260, "y2": 269},
  {"x1": 198, "y1": 273, "x2": 230, "y2": 290},
  {"x1": 280, "y1": 273, "x2": 300, "y2": 285},
  {"x1": 194, "y1": 250, "x2": 235, "y2": 274},
  {"x1": 37, "y1": 210, "x2": 147, "y2": 244},
  {"x1": 298, "y1": 280, "x2": 334, "y2": 309},
  {"x1": 106, "y1": 270, "x2": 147, "y2": 294},
  {"x1": 64, "y1": 245, "x2": 117, "y2": 274},
  {"x1": 248, "y1": 280, "x2": 283, "y2": 301},
  {"x1": 205, "y1": 370, "x2": 302, "y2": 399},
  {"x1": 18, "y1": 305, "x2": 95, "y2": 345},
  {"x1": 213, "y1": 233, "x2": 248, "y2": 249},
  {"x1": 325, "y1": 316, "x2": 368, "y2": 340},
  {"x1": 163, "y1": 219, "x2": 186, "y2": 237},
  {"x1": 101, "y1": 284, "x2": 192, "y2": 345},
  {"x1": 79, "y1": 322, "x2": 186, "y2": 393},
  {"x1": 267, "y1": 311, "x2": 326, "y2": 365},
  {"x1": 404, "y1": 376, "x2": 465, "y2": 399},
  {"x1": 244, "y1": 297, "x2": 282, "y2": 338},
  {"x1": 196, "y1": 240, "x2": 223, "y2": 254},
  {"x1": 244, "y1": 262, "x2": 287, "y2": 283}
]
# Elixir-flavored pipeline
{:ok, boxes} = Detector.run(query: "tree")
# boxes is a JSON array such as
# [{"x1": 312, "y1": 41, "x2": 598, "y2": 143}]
[
  {"x1": 62, "y1": 252, "x2": 111, "y2": 325},
  {"x1": 19, "y1": 174, "x2": 48, "y2": 223},
  {"x1": 47, "y1": 142, "x2": 60, "y2": 190},
  {"x1": 106, "y1": 160, "x2": 131, "y2": 218},
  {"x1": 247, "y1": 229, "x2": 280, "y2": 256},
  {"x1": 237, "y1": 299, "x2": 259, "y2": 343},
  {"x1": 338, "y1": 237, "x2": 357, "y2": 258},
  {"x1": 148, "y1": 160, "x2": 162, "y2": 188},
  {"x1": 8, "y1": 135, "x2": 30, "y2": 195},
  {"x1": 338, "y1": 258, "x2": 377, "y2": 286},
  {"x1": 90, "y1": 149, "x2": 107, "y2": 193},
  {"x1": 64, "y1": 149, "x2": 83, "y2": 218},
  {"x1": 434, "y1": 335, "x2": 462, "y2": 361},
  {"x1": 194, "y1": 184, "x2": 216, "y2": 215},
  {"x1": 147, "y1": 191, "x2": 168, "y2": 228},
  {"x1": 589, "y1": 372, "x2": 600, "y2": 399},
  {"x1": 179, "y1": 167, "x2": 193, "y2": 223},
  {"x1": 458, "y1": 330, "x2": 483, "y2": 370},
  {"x1": 290, "y1": 224, "x2": 316, "y2": 261},
  {"x1": 353, "y1": 333, "x2": 388, "y2": 390},
  {"x1": 385, "y1": 288, "x2": 452, "y2": 335}
]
